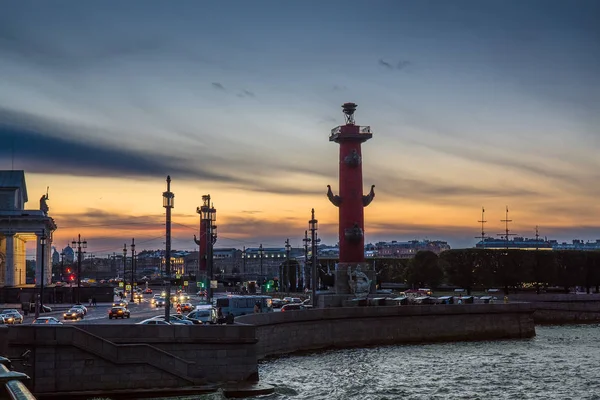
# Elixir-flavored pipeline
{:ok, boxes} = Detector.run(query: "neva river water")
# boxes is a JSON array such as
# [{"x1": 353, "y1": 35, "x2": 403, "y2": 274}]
[
  {"x1": 251, "y1": 324, "x2": 600, "y2": 400},
  {"x1": 156, "y1": 324, "x2": 600, "y2": 400}
]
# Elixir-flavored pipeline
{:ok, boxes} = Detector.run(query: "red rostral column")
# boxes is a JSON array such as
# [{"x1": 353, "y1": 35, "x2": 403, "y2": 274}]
[{"x1": 327, "y1": 103, "x2": 375, "y2": 293}]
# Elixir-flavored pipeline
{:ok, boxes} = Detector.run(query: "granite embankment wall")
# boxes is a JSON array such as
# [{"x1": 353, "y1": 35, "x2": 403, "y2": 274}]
[
  {"x1": 1, "y1": 324, "x2": 258, "y2": 396},
  {"x1": 0, "y1": 304, "x2": 536, "y2": 396},
  {"x1": 509, "y1": 293, "x2": 600, "y2": 324},
  {"x1": 236, "y1": 303, "x2": 536, "y2": 360}
]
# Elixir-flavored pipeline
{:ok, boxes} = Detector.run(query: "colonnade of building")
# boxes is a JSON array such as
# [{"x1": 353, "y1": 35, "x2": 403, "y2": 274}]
[{"x1": 0, "y1": 232, "x2": 53, "y2": 287}]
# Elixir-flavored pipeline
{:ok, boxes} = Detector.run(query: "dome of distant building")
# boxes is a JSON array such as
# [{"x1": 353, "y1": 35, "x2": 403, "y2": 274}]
[{"x1": 62, "y1": 246, "x2": 75, "y2": 263}]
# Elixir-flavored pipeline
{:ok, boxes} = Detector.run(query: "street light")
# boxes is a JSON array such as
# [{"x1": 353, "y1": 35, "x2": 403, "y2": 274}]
[
  {"x1": 163, "y1": 175, "x2": 175, "y2": 321},
  {"x1": 258, "y1": 244, "x2": 264, "y2": 285},
  {"x1": 71, "y1": 234, "x2": 87, "y2": 304},
  {"x1": 285, "y1": 238, "x2": 291, "y2": 295},
  {"x1": 130, "y1": 238, "x2": 136, "y2": 302},
  {"x1": 35, "y1": 230, "x2": 47, "y2": 319},
  {"x1": 60, "y1": 251, "x2": 65, "y2": 282},
  {"x1": 123, "y1": 243, "x2": 127, "y2": 296},
  {"x1": 309, "y1": 209, "x2": 318, "y2": 307}
]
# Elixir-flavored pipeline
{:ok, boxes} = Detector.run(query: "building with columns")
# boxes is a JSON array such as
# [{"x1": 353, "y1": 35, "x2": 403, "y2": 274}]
[{"x1": 0, "y1": 171, "x2": 57, "y2": 287}]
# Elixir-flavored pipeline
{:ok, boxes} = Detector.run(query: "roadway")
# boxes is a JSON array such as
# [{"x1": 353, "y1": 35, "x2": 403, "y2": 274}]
[{"x1": 22, "y1": 292, "x2": 184, "y2": 325}]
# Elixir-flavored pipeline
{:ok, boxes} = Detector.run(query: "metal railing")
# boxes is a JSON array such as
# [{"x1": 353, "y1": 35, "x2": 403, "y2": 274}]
[
  {"x1": 330, "y1": 125, "x2": 372, "y2": 137},
  {"x1": 0, "y1": 357, "x2": 36, "y2": 400}
]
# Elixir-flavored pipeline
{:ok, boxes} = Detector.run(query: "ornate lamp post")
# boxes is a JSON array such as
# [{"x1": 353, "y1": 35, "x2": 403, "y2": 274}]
[
  {"x1": 285, "y1": 238, "x2": 291, "y2": 295},
  {"x1": 242, "y1": 246, "x2": 246, "y2": 278},
  {"x1": 35, "y1": 230, "x2": 47, "y2": 319},
  {"x1": 309, "y1": 209, "x2": 319, "y2": 306},
  {"x1": 130, "y1": 238, "x2": 136, "y2": 302},
  {"x1": 258, "y1": 244, "x2": 264, "y2": 285},
  {"x1": 122, "y1": 244, "x2": 127, "y2": 296},
  {"x1": 60, "y1": 251, "x2": 65, "y2": 281},
  {"x1": 163, "y1": 176, "x2": 175, "y2": 321},
  {"x1": 71, "y1": 234, "x2": 87, "y2": 304}
]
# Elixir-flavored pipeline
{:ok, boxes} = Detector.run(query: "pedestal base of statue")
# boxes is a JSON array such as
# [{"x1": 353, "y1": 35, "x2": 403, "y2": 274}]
[
  {"x1": 316, "y1": 263, "x2": 377, "y2": 308},
  {"x1": 334, "y1": 262, "x2": 377, "y2": 295},
  {"x1": 317, "y1": 292, "x2": 355, "y2": 308}
]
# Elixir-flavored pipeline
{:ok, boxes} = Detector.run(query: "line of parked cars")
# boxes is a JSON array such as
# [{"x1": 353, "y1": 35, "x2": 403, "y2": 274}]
[{"x1": 271, "y1": 297, "x2": 313, "y2": 311}]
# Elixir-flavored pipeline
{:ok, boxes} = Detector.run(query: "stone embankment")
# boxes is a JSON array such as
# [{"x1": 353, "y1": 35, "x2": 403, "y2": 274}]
[
  {"x1": 2, "y1": 303, "x2": 535, "y2": 397},
  {"x1": 510, "y1": 293, "x2": 600, "y2": 324},
  {"x1": 236, "y1": 303, "x2": 535, "y2": 359}
]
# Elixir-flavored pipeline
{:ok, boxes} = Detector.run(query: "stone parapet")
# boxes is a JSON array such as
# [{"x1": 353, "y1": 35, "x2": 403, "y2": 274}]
[
  {"x1": 5, "y1": 324, "x2": 258, "y2": 396},
  {"x1": 237, "y1": 303, "x2": 536, "y2": 360}
]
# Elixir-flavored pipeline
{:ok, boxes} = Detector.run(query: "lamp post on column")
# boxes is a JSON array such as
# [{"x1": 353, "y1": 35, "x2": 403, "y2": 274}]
[
  {"x1": 309, "y1": 209, "x2": 318, "y2": 307},
  {"x1": 163, "y1": 176, "x2": 175, "y2": 321},
  {"x1": 71, "y1": 234, "x2": 87, "y2": 304},
  {"x1": 35, "y1": 230, "x2": 47, "y2": 319},
  {"x1": 285, "y1": 239, "x2": 291, "y2": 295},
  {"x1": 130, "y1": 238, "x2": 136, "y2": 302}
]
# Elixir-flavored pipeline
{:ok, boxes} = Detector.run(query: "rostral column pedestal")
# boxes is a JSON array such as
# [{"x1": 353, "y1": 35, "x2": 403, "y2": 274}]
[{"x1": 327, "y1": 103, "x2": 376, "y2": 299}]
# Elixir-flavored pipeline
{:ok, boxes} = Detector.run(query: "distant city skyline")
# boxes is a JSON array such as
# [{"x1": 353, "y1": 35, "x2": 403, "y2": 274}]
[{"x1": 2, "y1": 1, "x2": 599, "y2": 256}]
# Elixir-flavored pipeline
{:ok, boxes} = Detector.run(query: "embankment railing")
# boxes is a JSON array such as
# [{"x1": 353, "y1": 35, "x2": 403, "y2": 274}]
[{"x1": 0, "y1": 356, "x2": 36, "y2": 400}]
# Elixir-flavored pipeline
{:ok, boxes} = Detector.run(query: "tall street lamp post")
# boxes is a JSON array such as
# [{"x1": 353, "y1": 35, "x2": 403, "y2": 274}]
[
  {"x1": 123, "y1": 244, "x2": 127, "y2": 297},
  {"x1": 35, "y1": 230, "x2": 47, "y2": 319},
  {"x1": 309, "y1": 209, "x2": 318, "y2": 307},
  {"x1": 60, "y1": 251, "x2": 65, "y2": 282},
  {"x1": 285, "y1": 238, "x2": 291, "y2": 295},
  {"x1": 130, "y1": 238, "x2": 136, "y2": 302},
  {"x1": 163, "y1": 176, "x2": 175, "y2": 321},
  {"x1": 258, "y1": 244, "x2": 264, "y2": 287},
  {"x1": 71, "y1": 234, "x2": 87, "y2": 304}
]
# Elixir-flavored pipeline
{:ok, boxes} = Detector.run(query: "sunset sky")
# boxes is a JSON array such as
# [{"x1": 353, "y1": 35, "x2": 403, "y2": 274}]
[{"x1": 1, "y1": 0, "x2": 599, "y2": 258}]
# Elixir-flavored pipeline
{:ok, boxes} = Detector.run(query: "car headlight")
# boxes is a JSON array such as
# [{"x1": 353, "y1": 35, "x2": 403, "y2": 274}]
[{"x1": 63, "y1": 313, "x2": 67, "y2": 316}]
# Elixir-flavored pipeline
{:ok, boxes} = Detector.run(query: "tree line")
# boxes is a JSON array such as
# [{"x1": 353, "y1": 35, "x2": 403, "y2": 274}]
[{"x1": 371, "y1": 249, "x2": 600, "y2": 295}]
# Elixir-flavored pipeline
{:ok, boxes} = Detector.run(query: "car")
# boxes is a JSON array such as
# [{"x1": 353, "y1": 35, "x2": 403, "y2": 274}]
[
  {"x1": 64, "y1": 308, "x2": 85, "y2": 320},
  {"x1": 179, "y1": 303, "x2": 193, "y2": 313},
  {"x1": 108, "y1": 307, "x2": 130, "y2": 319},
  {"x1": 187, "y1": 307, "x2": 218, "y2": 325},
  {"x1": 31, "y1": 304, "x2": 53, "y2": 313},
  {"x1": 151, "y1": 294, "x2": 162, "y2": 304},
  {"x1": 154, "y1": 297, "x2": 166, "y2": 307},
  {"x1": 271, "y1": 299, "x2": 283, "y2": 309},
  {"x1": 137, "y1": 318, "x2": 171, "y2": 325},
  {"x1": 113, "y1": 299, "x2": 129, "y2": 308},
  {"x1": 133, "y1": 293, "x2": 143, "y2": 302},
  {"x1": 144, "y1": 288, "x2": 153, "y2": 294},
  {"x1": 71, "y1": 304, "x2": 88, "y2": 315},
  {"x1": 282, "y1": 297, "x2": 293, "y2": 305},
  {"x1": 33, "y1": 317, "x2": 62, "y2": 325},
  {"x1": 281, "y1": 304, "x2": 305, "y2": 312},
  {"x1": 151, "y1": 316, "x2": 193, "y2": 325},
  {"x1": 178, "y1": 294, "x2": 191, "y2": 303},
  {"x1": 2, "y1": 309, "x2": 23, "y2": 324},
  {"x1": 170, "y1": 314, "x2": 199, "y2": 324},
  {"x1": 0, "y1": 314, "x2": 14, "y2": 324}
]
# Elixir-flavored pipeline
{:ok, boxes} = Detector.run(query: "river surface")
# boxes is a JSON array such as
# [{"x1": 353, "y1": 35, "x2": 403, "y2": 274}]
[{"x1": 154, "y1": 324, "x2": 600, "y2": 400}]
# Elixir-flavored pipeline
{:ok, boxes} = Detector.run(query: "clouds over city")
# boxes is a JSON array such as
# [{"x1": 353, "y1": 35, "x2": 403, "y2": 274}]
[{"x1": 1, "y1": 0, "x2": 599, "y2": 251}]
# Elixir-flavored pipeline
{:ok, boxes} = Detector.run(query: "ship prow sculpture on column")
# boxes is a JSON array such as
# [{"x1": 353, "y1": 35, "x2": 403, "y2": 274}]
[{"x1": 322, "y1": 103, "x2": 376, "y2": 307}]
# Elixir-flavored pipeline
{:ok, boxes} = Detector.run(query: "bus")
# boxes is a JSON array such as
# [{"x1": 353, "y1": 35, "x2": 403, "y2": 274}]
[{"x1": 214, "y1": 295, "x2": 273, "y2": 316}]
